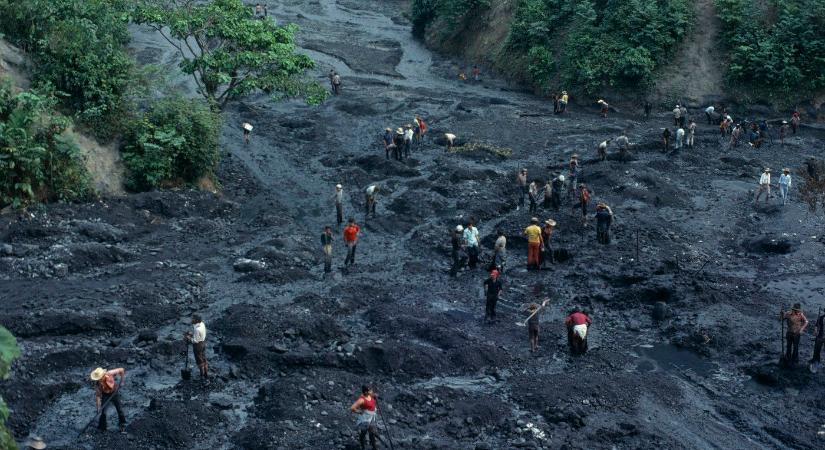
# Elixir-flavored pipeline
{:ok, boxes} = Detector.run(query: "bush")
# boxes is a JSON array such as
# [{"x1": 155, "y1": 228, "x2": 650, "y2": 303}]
[
  {"x1": 0, "y1": 0, "x2": 134, "y2": 137},
  {"x1": 0, "y1": 81, "x2": 90, "y2": 208},
  {"x1": 715, "y1": 0, "x2": 825, "y2": 99},
  {"x1": 122, "y1": 97, "x2": 221, "y2": 191},
  {"x1": 0, "y1": 327, "x2": 20, "y2": 450},
  {"x1": 410, "y1": 0, "x2": 491, "y2": 37}
]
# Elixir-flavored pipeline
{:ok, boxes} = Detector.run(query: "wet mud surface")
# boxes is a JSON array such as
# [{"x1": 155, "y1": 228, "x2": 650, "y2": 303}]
[{"x1": 3, "y1": 1, "x2": 825, "y2": 449}]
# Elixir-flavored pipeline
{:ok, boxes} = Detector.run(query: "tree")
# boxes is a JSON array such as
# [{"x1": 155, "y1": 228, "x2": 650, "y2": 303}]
[
  {"x1": 134, "y1": 0, "x2": 325, "y2": 109},
  {"x1": 0, "y1": 326, "x2": 21, "y2": 450}
]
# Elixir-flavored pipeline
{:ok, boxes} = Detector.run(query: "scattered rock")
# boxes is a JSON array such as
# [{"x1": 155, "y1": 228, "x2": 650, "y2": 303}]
[{"x1": 233, "y1": 258, "x2": 266, "y2": 272}]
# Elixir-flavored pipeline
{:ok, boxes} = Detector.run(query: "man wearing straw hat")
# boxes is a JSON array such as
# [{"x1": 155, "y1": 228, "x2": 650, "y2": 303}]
[
  {"x1": 403, "y1": 124, "x2": 414, "y2": 158},
  {"x1": 89, "y1": 366, "x2": 126, "y2": 432},
  {"x1": 781, "y1": 304, "x2": 809, "y2": 365},
  {"x1": 393, "y1": 128, "x2": 405, "y2": 160},
  {"x1": 541, "y1": 219, "x2": 556, "y2": 267},
  {"x1": 755, "y1": 168, "x2": 772, "y2": 205},
  {"x1": 778, "y1": 168, "x2": 792, "y2": 206},
  {"x1": 595, "y1": 203, "x2": 613, "y2": 244},
  {"x1": 24, "y1": 436, "x2": 47, "y2": 450}
]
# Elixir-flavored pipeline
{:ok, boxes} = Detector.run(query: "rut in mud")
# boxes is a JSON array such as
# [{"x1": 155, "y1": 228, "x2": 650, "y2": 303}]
[{"x1": 2, "y1": 1, "x2": 825, "y2": 449}]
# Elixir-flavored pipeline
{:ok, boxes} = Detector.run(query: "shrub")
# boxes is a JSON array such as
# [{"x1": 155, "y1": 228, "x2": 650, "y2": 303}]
[
  {"x1": 0, "y1": 81, "x2": 90, "y2": 208},
  {"x1": 410, "y1": 0, "x2": 491, "y2": 37},
  {"x1": 122, "y1": 97, "x2": 221, "y2": 191},
  {"x1": 0, "y1": 327, "x2": 20, "y2": 450}
]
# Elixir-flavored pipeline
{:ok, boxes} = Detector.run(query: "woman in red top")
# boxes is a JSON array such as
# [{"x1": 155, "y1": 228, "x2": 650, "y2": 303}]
[
  {"x1": 343, "y1": 218, "x2": 361, "y2": 267},
  {"x1": 350, "y1": 385, "x2": 379, "y2": 450}
]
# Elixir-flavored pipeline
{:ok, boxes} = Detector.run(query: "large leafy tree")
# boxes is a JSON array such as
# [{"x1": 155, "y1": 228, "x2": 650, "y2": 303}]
[
  {"x1": 0, "y1": 326, "x2": 21, "y2": 449},
  {"x1": 134, "y1": 0, "x2": 325, "y2": 109}
]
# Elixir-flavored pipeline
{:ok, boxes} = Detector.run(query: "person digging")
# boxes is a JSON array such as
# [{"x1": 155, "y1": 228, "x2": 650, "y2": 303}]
[
  {"x1": 525, "y1": 299, "x2": 550, "y2": 353},
  {"x1": 350, "y1": 385, "x2": 380, "y2": 450},
  {"x1": 184, "y1": 314, "x2": 209, "y2": 382},
  {"x1": 809, "y1": 309, "x2": 825, "y2": 371},
  {"x1": 565, "y1": 307, "x2": 592, "y2": 356},
  {"x1": 89, "y1": 367, "x2": 126, "y2": 433}
]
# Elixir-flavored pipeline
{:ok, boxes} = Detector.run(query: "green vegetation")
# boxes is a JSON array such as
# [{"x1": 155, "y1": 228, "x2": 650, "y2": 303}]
[
  {"x1": 715, "y1": 0, "x2": 825, "y2": 99},
  {"x1": 122, "y1": 97, "x2": 221, "y2": 191},
  {"x1": 0, "y1": 81, "x2": 90, "y2": 208},
  {"x1": 414, "y1": 0, "x2": 693, "y2": 94},
  {"x1": 0, "y1": 0, "x2": 134, "y2": 137},
  {"x1": 134, "y1": 0, "x2": 326, "y2": 109},
  {"x1": 0, "y1": 327, "x2": 21, "y2": 449}
]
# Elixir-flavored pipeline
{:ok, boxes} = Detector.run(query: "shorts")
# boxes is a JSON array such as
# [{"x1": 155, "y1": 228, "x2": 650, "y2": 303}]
[{"x1": 528, "y1": 324, "x2": 539, "y2": 339}]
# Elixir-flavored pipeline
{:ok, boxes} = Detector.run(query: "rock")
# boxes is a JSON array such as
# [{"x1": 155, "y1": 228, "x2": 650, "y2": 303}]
[
  {"x1": 52, "y1": 263, "x2": 69, "y2": 278},
  {"x1": 233, "y1": 258, "x2": 266, "y2": 272},
  {"x1": 76, "y1": 221, "x2": 126, "y2": 243},
  {"x1": 135, "y1": 330, "x2": 158, "y2": 344},
  {"x1": 652, "y1": 302, "x2": 668, "y2": 321},
  {"x1": 0, "y1": 244, "x2": 13, "y2": 256},
  {"x1": 343, "y1": 343, "x2": 356, "y2": 354},
  {"x1": 268, "y1": 344, "x2": 288, "y2": 354}
]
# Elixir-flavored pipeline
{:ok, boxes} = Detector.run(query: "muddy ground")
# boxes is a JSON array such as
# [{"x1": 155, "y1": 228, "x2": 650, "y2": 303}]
[{"x1": 3, "y1": 1, "x2": 825, "y2": 449}]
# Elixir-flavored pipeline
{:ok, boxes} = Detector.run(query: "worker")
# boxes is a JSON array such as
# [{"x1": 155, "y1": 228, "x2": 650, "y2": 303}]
[
  {"x1": 365, "y1": 185, "x2": 378, "y2": 219},
  {"x1": 779, "y1": 120, "x2": 788, "y2": 146},
  {"x1": 242, "y1": 122, "x2": 253, "y2": 145},
  {"x1": 472, "y1": 64, "x2": 481, "y2": 82},
  {"x1": 450, "y1": 225, "x2": 466, "y2": 277},
  {"x1": 730, "y1": 123, "x2": 742, "y2": 147},
  {"x1": 414, "y1": 114, "x2": 428, "y2": 143},
  {"x1": 572, "y1": 183, "x2": 590, "y2": 225},
  {"x1": 809, "y1": 309, "x2": 825, "y2": 367},
  {"x1": 778, "y1": 168, "x2": 792, "y2": 206},
  {"x1": 565, "y1": 307, "x2": 592, "y2": 356},
  {"x1": 516, "y1": 168, "x2": 528, "y2": 209},
  {"x1": 350, "y1": 386, "x2": 379, "y2": 450},
  {"x1": 492, "y1": 229, "x2": 507, "y2": 273},
  {"x1": 615, "y1": 134, "x2": 630, "y2": 161},
  {"x1": 483, "y1": 269, "x2": 503, "y2": 322},
  {"x1": 524, "y1": 217, "x2": 543, "y2": 270},
  {"x1": 675, "y1": 127, "x2": 685, "y2": 150},
  {"x1": 551, "y1": 175, "x2": 564, "y2": 210},
  {"x1": 559, "y1": 91, "x2": 568, "y2": 113},
  {"x1": 705, "y1": 105, "x2": 715, "y2": 124},
  {"x1": 754, "y1": 168, "x2": 771, "y2": 205},
  {"x1": 393, "y1": 128, "x2": 404, "y2": 160},
  {"x1": 597, "y1": 99, "x2": 608, "y2": 118},
  {"x1": 662, "y1": 128, "x2": 671, "y2": 152},
  {"x1": 781, "y1": 304, "x2": 809, "y2": 365},
  {"x1": 332, "y1": 72, "x2": 342, "y2": 95},
  {"x1": 567, "y1": 155, "x2": 579, "y2": 198},
  {"x1": 185, "y1": 314, "x2": 208, "y2": 381},
  {"x1": 343, "y1": 218, "x2": 360, "y2": 267},
  {"x1": 526, "y1": 299, "x2": 550, "y2": 353},
  {"x1": 24, "y1": 436, "x2": 47, "y2": 450},
  {"x1": 672, "y1": 105, "x2": 681, "y2": 127},
  {"x1": 333, "y1": 184, "x2": 344, "y2": 226},
  {"x1": 719, "y1": 119, "x2": 729, "y2": 139},
  {"x1": 552, "y1": 93, "x2": 559, "y2": 114},
  {"x1": 790, "y1": 111, "x2": 800, "y2": 134},
  {"x1": 463, "y1": 218, "x2": 480, "y2": 269},
  {"x1": 595, "y1": 203, "x2": 613, "y2": 244},
  {"x1": 687, "y1": 120, "x2": 696, "y2": 148},
  {"x1": 541, "y1": 219, "x2": 556, "y2": 267},
  {"x1": 321, "y1": 226, "x2": 334, "y2": 273},
  {"x1": 643, "y1": 101, "x2": 652, "y2": 120},
  {"x1": 542, "y1": 180, "x2": 553, "y2": 209},
  {"x1": 328, "y1": 69, "x2": 336, "y2": 92},
  {"x1": 382, "y1": 127, "x2": 394, "y2": 159},
  {"x1": 89, "y1": 367, "x2": 126, "y2": 433},
  {"x1": 528, "y1": 181, "x2": 539, "y2": 214},
  {"x1": 444, "y1": 133, "x2": 457, "y2": 151},
  {"x1": 597, "y1": 139, "x2": 610, "y2": 161},
  {"x1": 404, "y1": 124, "x2": 414, "y2": 158},
  {"x1": 679, "y1": 105, "x2": 688, "y2": 128}
]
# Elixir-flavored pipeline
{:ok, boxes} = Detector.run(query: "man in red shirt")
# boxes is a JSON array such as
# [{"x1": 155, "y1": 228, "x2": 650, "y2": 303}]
[
  {"x1": 565, "y1": 307, "x2": 592, "y2": 355},
  {"x1": 781, "y1": 303, "x2": 808, "y2": 365},
  {"x1": 343, "y1": 217, "x2": 361, "y2": 267},
  {"x1": 90, "y1": 367, "x2": 126, "y2": 432}
]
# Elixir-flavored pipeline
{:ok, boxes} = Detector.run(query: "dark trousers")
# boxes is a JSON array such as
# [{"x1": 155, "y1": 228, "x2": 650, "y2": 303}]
[
  {"x1": 485, "y1": 296, "x2": 498, "y2": 320},
  {"x1": 345, "y1": 243, "x2": 357, "y2": 266},
  {"x1": 597, "y1": 225, "x2": 610, "y2": 244},
  {"x1": 450, "y1": 251, "x2": 467, "y2": 277},
  {"x1": 567, "y1": 328, "x2": 588, "y2": 355},
  {"x1": 551, "y1": 192, "x2": 561, "y2": 210},
  {"x1": 467, "y1": 246, "x2": 479, "y2": 268},
  {"x1": 193, "y1": 341, "x2": 208, "y2": 377},
  {"x1": 518, "y1": 186, "x2": 526, "y2": 207},
  {"x1": 359, "y1": 423, "x2": 378, "y2": 450},
  {"x1": 98, "y1": 392, "x2": 126, "y2": 430},
  {"x1": 405, "y1": 139, "x2": 412, "y2": 158},
  {"x1": 811, "y1": 337, "x2": 824, "y2": 363},
  {"x1": 786, "y1": 332, "x2": 801, "y2": 363},
  {"x1": 541, "y1": 242, "x2": 553, "y2": 266},
  {"x1": 336, "y1": 203, "x2": 343, "y2": 225},
  {"x1": 529, "y1": 196, "x2": 537, "y2": 213},
  {"x1": 706, "y1": 112, "x2": 713, "y2": 124}
]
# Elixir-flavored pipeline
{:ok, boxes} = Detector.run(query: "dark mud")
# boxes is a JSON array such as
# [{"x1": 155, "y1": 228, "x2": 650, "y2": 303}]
[{"x1": 3, "y1": 0, "x2": 825, "y2": 449}]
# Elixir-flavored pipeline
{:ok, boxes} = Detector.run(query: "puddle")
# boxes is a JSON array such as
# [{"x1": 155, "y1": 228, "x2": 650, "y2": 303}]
[{"x1": 634, "y1": 344, "x2": 717, "y2": 377}]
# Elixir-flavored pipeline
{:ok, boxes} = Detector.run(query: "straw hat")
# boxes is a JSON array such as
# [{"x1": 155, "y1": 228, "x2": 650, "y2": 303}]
[
  {"x1": 558, "y1": 175, "x2": 565, "y2": 182},
  {"x1": 90, "y1": 367, "x2": 106, "y2": 381},
  {"x1": 782, "y1": 168, "x2": 790, "y2": 174},
  {"x1": 764, "y1": 167, "x2": 771, "y2": 172},
  {"x1": 25, "y1": 437, "x2": 46, "y2": 450},
  {"x1": 562, "y1": 91, "x2": 567, "y2": 94},
  {"x1": 545, "y1": 219, "x2": 557, "y2": 227},
  {"x1": 384, "y1": 127, "x2": 392, "y2": 132},
  {"x1": 531, "y1": 217, "x2": 539, "y2": 223},
  {"x1": 335, "y1": 184, "x2": 342, "y2": 190},
  {"x1": 597, "y1": 202, "x2": 608, "y2": 209},
  {"x1": 396, "y1": 127, "x2": 404, "y2": 135},
  {"x1": 571, "y1": 154, "x2": 579, "y2": 159},
  {"x1": 456, "y1": 225, "x2": 463, "y2": 232},
  {"x1": 792, "y1": 303, "x2": 802, "y2": 311},
  {"x1": 782, "y1": 120, "x2": 788, "y2": 124},
  {"x1": 242, "y1": 123, "x2": 253, "y2": 131},
  {"x1": 405, "y1": 124, "x2": 412, "y2": 128}
]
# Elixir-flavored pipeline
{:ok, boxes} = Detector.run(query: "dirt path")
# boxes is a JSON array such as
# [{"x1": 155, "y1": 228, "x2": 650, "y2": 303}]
[{"x1": 655, "y1": 0, "x2": 725, "y2": 105}]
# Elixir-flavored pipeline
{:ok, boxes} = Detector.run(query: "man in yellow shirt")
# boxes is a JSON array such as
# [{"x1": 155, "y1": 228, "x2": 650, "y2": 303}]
[{"x1": 524, "y1": 217, "x2": 543, "y2": 270}]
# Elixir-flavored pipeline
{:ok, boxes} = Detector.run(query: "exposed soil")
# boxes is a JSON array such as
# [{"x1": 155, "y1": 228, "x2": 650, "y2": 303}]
[{"x1": 2, "y1": 1, "x2": 825, "y2": 449}]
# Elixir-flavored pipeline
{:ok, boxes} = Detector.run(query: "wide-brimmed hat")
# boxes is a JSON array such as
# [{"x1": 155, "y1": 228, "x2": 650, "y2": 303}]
[
  {"x1": 384, "y1": 127, "x2": 392, "y2": 132},
  {"x1": 571, "y1": 154, "x2": 579, "y2": 159},
  {"x1": 545, "y1": 219, "x2": 557, "y2": 226},
  {"x1": 782, "y1": 120, "x2": 788, "y2": 124},
  {"x1": 455, "y1": 225, "x2": 463, "y2": 232},
  {"x1": 792, "y1": 303, "x2": 802, "y2": 311},
  {"x1": 396, "y1": 127, "x2": 404, "y2": 134},
  {"x1": 335, "y1": 184, "x2": 342, "y2": 189},
  {"x1": 405, "y1": 124, "x2": 412, "y2": 128},
  {"x1": 25, "y1": 437, "x2": 46, "y2": 450},
  {"x1": 242, "y1": 123, "x2": 253, "y2": 131},
  {"x1": 764, "y1": 168, "x2": 771, "y2": 172},
  {"x1": 558, "y1": 175, "x2": 565, "y2": 182},
  {"x1": 562, "y1": 91, "x2": 567, "y2": 95},
  {"x1": 597, "y1": 202, "x2": 608, "y2": 208},
  {"x1": 90, "y1": 367, "x2": 106, "y2": 381},
  {"x1": 782, "y1": 168, "x2": 790, "y2": 173},
  {"x1": 531, "y1": 217, "x2": 539, "y2": 223}
]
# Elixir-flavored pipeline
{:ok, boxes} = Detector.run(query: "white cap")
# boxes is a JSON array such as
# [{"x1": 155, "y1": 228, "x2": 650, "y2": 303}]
[
  {"x1": 456, "y1": 225, "x2": 464, "y2": 232},
  {"x1": 335, "y1": 184, "x2": 342, "y2": 189},
  {"x1": 558, "y1": 175, "x2": 565, "y2": 182}
]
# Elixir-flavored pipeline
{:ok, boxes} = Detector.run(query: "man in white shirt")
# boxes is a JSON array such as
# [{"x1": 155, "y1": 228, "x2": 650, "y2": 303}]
[
  {"x1": 673, "y1": 105, "x2": 681, "y2": 126},
  {"x1": 755, "y1": 168, "x2": 771, "y2": 205},
  {"x1": 463, "y1": 219, "x2": 480, "y2": 269},
  {"x1": 597, "y1": 139, "x2": 610, "y2": 161},
  {"x1": 185, "y1": 315, "x2": 208, "y2": 381},
  {"x1": 332, "y1": 184, "x2": 344, "y2": 226},
  {"x1": 705, "y1": 105, "x2": 715, "y2": 124},
  {"x1": 675, "y1": 127, "x2": 685, "y2": 149},
  {"x1": 404, "y1": 125, "x2": 414, "y2": 158},
  {"x1": 365, "y1": 185, "x2": 378, "y2": 219},
  {"x1": 778, "y1": 168, "x2": 792, "y2": 206},
  {"x1": 687, "y1": 120, "x2": 696, "y2": 148}
]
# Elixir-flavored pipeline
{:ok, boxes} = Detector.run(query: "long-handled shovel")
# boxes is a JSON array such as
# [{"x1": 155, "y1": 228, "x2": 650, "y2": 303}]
[
  {"x1": 779, "y1": 306, "x2": 787, "y2": 367},
  {"x1": 517, "y1": 299, "x2": 550, "y2": 327},
  {"x1": 181, "y1": 339, "x2": 192, "y2": 381},
  {"x1": 77, "y1": 379, "x2": 123, "y2": 439}
]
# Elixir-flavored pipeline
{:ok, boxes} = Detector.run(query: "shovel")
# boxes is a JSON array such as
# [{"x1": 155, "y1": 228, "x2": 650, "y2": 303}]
[
  {"x1": 779, "y1": 306, "x2": 788, "y2": 367},
  {"x1": 181, "y1": 340, "x2": 192, "y2": 381}
]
